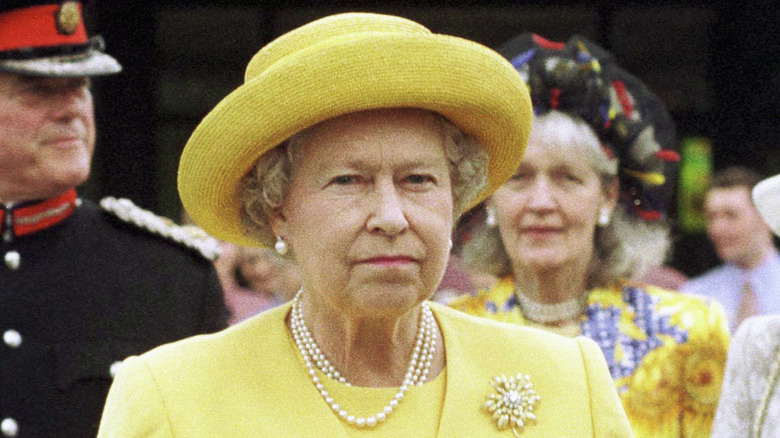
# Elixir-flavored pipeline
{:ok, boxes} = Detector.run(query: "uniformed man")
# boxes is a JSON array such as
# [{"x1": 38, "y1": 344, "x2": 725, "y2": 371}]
[{"x1": 0, "y1": 2, "x2": 228, "y2": 437}]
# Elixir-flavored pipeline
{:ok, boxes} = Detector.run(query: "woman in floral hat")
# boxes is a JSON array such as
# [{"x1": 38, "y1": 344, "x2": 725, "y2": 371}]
[
  {"x1": 451, "y1": 33, "x2": 729, "y2": 437},
  {"x1": 97, "y1": 14, "x2": 633, "y2": 437}
]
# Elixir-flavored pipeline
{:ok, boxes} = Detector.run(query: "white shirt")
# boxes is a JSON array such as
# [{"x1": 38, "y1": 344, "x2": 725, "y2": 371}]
[{"x1": 682, "y1": 250, "x2": 780, "y2": 331}]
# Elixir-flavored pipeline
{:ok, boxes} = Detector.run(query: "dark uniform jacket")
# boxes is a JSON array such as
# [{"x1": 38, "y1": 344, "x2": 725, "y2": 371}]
[{"x1": 0, "y1": 191, "x2": 227, "y2": 438}]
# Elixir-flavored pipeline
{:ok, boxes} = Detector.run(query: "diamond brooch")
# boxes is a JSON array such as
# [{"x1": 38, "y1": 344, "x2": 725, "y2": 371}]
[{"x1": 484, "y1": 374, "x2": 540, "y2": 436}]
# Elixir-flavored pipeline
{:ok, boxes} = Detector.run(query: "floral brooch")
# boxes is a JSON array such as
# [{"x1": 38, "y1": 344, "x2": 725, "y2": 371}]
[{"x1": 484, "y1": 374, "x2": 540, "y2": 436}]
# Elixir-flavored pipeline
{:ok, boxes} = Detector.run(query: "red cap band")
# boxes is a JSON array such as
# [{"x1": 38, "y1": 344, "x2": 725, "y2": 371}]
[{"x1": 0, "y1": 4, "x2": 88, "y2": 53}]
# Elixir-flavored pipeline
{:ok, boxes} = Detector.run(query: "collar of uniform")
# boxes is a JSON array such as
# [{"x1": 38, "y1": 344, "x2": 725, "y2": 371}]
[{"x1": 1, "y1": 189, "x2": 79, "y2": 241}]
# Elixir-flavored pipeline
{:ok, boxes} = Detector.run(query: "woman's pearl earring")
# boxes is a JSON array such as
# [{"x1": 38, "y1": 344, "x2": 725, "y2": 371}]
[
  {"x1": 485, "y1": 206, "x2": 497, "y2": 228},
  {"x1": 274, "y1": 236, "x2": 288, "y2": 255},
  {"x1": 448, "y1": 238, "x2": 453, "y2": 252},
  {"x1": 597, "y1": 208, "x2": 611, "y2": 227}
]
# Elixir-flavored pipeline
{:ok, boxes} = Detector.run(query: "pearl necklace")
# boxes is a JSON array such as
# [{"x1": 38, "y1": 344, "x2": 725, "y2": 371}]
[
  {"x1": 289, "y1": 291, "x2": 436, "y2": 428},
  {"x1": 514, "y1": 286, "x2": 585, "y2": 324}
]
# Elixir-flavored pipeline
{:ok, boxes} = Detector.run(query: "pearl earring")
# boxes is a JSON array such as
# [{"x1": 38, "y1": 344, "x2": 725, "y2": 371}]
[
  {"x1": 274, "y1": 236, "x2": 288, "y2": 255},
  {"x1": 597, "y1": 208, "x2": 611, "y2": 227},
  {"x1": 485, "y1": 206, "x2": 497, "y2": 228},
  {"x1": 448, "y1": 238, "x2": 453, "y2": 252}
]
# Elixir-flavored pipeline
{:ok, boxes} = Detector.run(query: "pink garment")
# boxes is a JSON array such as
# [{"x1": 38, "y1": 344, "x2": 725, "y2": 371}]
[
  {"x1": 223, "y1": 286, "x2": 279, "y2": 325},
  {"x1": 638, "y1": 265, "x2": 688, "y2": 290}
]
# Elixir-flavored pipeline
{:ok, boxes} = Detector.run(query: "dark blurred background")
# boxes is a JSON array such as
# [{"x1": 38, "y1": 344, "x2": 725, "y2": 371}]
[{"x1": 81, "y1": 0, "x2": 778, "y2": 277}]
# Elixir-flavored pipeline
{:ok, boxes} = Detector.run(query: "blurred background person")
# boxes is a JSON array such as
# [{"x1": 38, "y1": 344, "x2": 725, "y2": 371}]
[
  {"x1": 451, "y1": 33, "x2": 729, "y2": 437},
  {"x1": 0, "y1": 2, "x2": 227, "y2": 437},
  {"x1": 637, "y1": 264, "x2": 688, "y2": 291},
  {"x1": 216, "y1": 243, "x2": 301, "y2": 324},
  {"x1": 98, "y1": 13, "x2": 632, "y2": 436},
  {"x1": 431, "y1": 255, "x2": 484, "y2": 305},
  {"x1": 710, "y1": 173, "x2": 780, "y2": 437},
  {"x1": 712, "y1": 315, "x2": 779, "y2": 437},
  {"x1": 681, "y1": 166, "x2": 780, "y2": 331}
]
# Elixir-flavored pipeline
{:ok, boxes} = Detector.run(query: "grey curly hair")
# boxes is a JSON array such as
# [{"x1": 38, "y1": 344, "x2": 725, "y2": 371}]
[
  {"x1": 461, "y1": 111, "x2": 671, "y2": 287},
  {"x1": 238, "y1": 110, "x2": 489, "y2": 249}
]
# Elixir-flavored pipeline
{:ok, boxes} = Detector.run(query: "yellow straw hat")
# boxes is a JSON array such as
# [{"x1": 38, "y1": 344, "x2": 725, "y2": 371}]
[{"x1": 178, "y1": 12, "x2": 532, "y2": 247}]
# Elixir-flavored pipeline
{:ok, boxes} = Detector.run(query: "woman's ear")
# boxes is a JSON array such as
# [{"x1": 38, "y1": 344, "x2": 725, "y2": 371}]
[{"x1": 268, "y1": 207, "x2": 289, "y2": 240}]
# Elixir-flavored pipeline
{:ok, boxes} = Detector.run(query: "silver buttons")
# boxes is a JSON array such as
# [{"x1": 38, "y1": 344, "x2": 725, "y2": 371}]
[
  {"x1": 3, "y1": 251, "x2": 20, "y2": 270},
  {"x1": 1, "y1": 418, "x2": 18, "y2": 437},
  {"x1": 2, "y1": 330, "x2": 21, "y2": 349},
  {"x1": 109, "y1": 360, "x2": 123, "y2": 378}
]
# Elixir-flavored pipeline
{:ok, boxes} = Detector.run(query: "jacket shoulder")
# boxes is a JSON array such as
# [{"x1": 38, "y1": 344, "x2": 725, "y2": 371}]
[
  {"x1": 138, "y1": 305, "x2": 288, "y2": 364},
  {"x1": 99, "y1": 197, "x2": 220, "y2": 261}
]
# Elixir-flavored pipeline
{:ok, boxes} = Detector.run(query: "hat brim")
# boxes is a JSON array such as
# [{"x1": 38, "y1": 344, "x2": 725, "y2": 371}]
[
  {"x1": 0, "y1": 49, "x2": 121, "y2": 77},
  {"x1": 179, "y1": 30, "x2": 532, "y2": 247},
  {"x1": 753, "y1": 174, "x2": 780, "y2": 237}
]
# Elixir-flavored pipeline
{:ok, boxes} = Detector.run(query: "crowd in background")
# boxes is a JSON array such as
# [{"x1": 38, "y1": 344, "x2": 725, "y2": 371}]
[{"x1": 2, "y1": 2, "x2": 777, "y2": 437}]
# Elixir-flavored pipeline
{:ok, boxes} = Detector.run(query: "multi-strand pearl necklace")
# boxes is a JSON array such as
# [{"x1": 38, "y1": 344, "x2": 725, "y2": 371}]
[{"x1": 289, "y1": 291, "x2": 436, "y2": 428}]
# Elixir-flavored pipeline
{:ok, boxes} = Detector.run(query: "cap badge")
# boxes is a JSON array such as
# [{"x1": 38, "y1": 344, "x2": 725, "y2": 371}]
[{"x1": 55, "y1": 1, "x2": 81, "y2": 35}]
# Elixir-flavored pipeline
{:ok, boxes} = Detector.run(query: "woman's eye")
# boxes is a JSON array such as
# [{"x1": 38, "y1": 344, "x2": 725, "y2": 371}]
[
  {"x1": 510, "y1": 172, "x2": 530, "y2": 181},
  {"x1": 406, "y1": 174, "x2": 434, "y2": 185},
  {"x1": 331, "y1": 175, "x2": 358, "y2": 185}
]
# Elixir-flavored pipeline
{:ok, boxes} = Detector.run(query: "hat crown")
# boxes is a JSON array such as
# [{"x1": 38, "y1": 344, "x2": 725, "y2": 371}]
[
  {"x1": 0, "y1": 0, "x2": 121, "y2": 77},
  {"x1": 244, "y1": 13, "x2": 430, "y2": 82}
]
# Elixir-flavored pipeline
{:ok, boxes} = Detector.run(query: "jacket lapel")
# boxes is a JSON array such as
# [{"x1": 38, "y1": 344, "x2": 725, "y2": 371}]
[
  {"x1": 259, "y1": 303, "x2": 350, "y2": 437},
  {"x1": 435, "y1": 303, "x2": 502, "y2": 437}
]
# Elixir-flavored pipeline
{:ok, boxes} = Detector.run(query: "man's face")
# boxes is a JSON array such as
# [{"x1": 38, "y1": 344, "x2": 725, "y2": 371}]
[
  {"x1": 0, "y1": 72, "x2": 95, "y2": 203},
  {"x1": 704, "y1": 186, "x2": 771, "y2": 266}
]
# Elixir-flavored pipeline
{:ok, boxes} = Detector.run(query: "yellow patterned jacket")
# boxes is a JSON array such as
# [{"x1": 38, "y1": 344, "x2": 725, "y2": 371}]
[{"x1": 450, "y1": 277, "x2": 730, "y2": 438}]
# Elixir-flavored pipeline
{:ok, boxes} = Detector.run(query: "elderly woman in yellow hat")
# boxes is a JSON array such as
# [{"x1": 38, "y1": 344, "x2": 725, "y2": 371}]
[
  {"x1": 450, "y1": 33, "x2": 730, "y2": 437},
  {"x1": 97, "y1": 13, "x2": 633, "y2": 437}
]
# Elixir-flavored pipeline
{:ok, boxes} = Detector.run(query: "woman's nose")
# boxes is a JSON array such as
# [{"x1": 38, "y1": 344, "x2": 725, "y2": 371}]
[
  {"x1": 526, "y1": 179, "x2": 557, "y2": 210},
  {"x1": 366, "y1": 183, "x2": 409, "y2": 236}
]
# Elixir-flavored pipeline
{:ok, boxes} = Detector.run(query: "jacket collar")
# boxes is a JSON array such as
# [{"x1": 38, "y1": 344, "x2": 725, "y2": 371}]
[
  {"x1": 254, "y1": 301, "x2": 535, "y2": 437},
  {"x1": 1, "y1": 189, "x2": 79, "y2": 243}
]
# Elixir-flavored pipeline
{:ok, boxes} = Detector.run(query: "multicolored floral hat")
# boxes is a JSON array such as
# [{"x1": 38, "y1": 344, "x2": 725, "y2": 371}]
[{"x1": 498, "y1": 33, "x2": 679, "y2": 222}]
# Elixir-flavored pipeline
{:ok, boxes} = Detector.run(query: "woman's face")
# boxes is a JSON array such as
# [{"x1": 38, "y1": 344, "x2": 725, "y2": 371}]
[
  {"x1": 271, "y1": 108, "x2": 453, "y2": 318},
  {"x1": 490, "y1": 136, "x2": 613, "y2": 276}
]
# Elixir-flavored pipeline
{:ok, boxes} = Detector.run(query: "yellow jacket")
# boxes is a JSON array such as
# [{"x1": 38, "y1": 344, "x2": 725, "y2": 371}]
[{"x1": 98, "y1": 302, "x2": 633, "y2": 437}]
